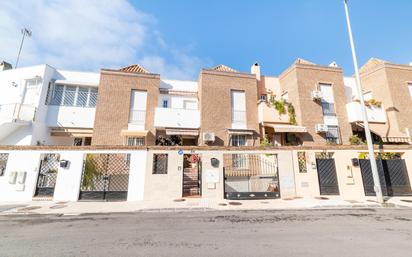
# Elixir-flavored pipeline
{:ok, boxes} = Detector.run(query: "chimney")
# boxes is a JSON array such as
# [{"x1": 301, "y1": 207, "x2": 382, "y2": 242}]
[
  {"x1": 0, "y1": 61, "x2": 12, "y2": 71},
  {"x1": 329, "y1": 61, "x2": 338, "y2": 68},
  {"x1": 251, "y1": 62, "x2": 261, "y2": 80}
]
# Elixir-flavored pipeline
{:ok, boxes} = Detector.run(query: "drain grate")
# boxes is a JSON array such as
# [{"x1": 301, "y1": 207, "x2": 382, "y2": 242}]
[
  {"x1": 401, "y1": 199, "x2": 412, "y2": 203},
  {"x1": 173, "y1": 199, "x2": 186, "y2": 202},
  {"x1": 315, "y1": 197, "x2": 329, "y2": 200},
  {"x1": 218, "y1": 203, "x2": 227, "y2": 206},
  {"x1": 50, "y1": 205, "x2": 67, "y2": 209},
  {"x1": 18, "y1": 206, "x2": 42, "y2": 211},
  {"x1": 228, "y1": 202, "x2": 242, "y2": 206}
]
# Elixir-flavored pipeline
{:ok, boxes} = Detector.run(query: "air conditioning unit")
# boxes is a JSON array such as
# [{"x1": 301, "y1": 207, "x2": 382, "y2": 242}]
[
  {"x1": 311, "y1": 90, "x2": 322, "y2": 100},
  {"x1": 315, "y1": 124, "x2": 328, "y2": 133},
  {"x1": 203, "y1": 132, "x2": 215, "y2": 142}
]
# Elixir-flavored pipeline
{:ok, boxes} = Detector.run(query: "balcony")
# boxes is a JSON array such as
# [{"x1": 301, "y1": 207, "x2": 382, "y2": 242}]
[
  {"x1": 46, "y1": 105, "x2": 96, "y2": 128},
  {"x1": 257, "y1": 101, "x2": 289, "y2": 124},
  {"x1": 346, "y1": 101, "x2": 386, "y2": 123},
  {"x1": 154, "y1": 107, "x2": 200, "y2": 129},
  {"x1": 0, "y1": 103, "x2": 36, "y2": 123}
]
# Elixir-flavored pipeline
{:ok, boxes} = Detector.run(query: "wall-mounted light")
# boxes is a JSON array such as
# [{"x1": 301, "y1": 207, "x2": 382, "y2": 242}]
[{"x1": 11, "y1": 82, "x2": 18, "y2": 87}]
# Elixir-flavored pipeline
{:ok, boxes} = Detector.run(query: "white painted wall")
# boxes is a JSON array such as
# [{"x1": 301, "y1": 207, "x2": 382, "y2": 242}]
[
  {"x1": 154, "y1": 107, "x2": 200, "y2": 129},
  {"x1": 0, "y1": 151, "x2": 41, "y2": 201},
  {"x1": 53, "y1": 152, "x2": 85, "y2": 202},
  {"x1": 158, "y1": 94, "x2": 198, "y2": 109},
  {"x1": 346, "y1": 102, "x2": 386, "y2": 123},
  {"x1": 127, "y1": 151, "x2": 147, "y2": 201},
  {"x1": 46, "y1": 106, "x2": 96, "y2": 128}
]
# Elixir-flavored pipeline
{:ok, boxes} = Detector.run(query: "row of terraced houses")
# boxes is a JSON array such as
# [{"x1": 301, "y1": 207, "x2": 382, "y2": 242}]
[
  {"x1": 1, "y1": 58, "x2": 412, "y2": 148},
  {"x1": 1, "y1": 58, "x2": 412, "y2": 203}
]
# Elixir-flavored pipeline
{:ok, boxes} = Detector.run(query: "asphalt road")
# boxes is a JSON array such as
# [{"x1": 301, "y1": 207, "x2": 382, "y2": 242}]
[{"x1": 1, "y1": 208, "x2": 412, "y2": 257}]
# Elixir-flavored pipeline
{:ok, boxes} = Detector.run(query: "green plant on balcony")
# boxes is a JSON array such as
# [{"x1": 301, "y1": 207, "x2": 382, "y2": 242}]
[
  {"x1": 260, "y1": 136, "x2": 272, "y2": 147},
  {"x1": 365, "y1": 98, "x2": 382, "y2": 107},
  {"x1": 271, "y1": 99, "x2": 286, "y2": 115},
  {"x1": 349, "y1": 135, "x2": 365, "y2": 145},
  {"x1": 287, "y1": 103, "x2": 297, "y2": 125}
]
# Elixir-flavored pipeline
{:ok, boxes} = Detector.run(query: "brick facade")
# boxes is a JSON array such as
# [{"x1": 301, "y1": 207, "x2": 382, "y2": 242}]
[
  {"x1": 279, "y1": 62, "x2": 352, "y2": 145},
  {"x1": 360, "y1": 60, "x2": 412, "y2": 135},
  {"x1": 92, "y1": 69, "x2": 160, "y2": 145},
  {"x1": 198, "y1": 69, "x2": 260, "y2": 146}
]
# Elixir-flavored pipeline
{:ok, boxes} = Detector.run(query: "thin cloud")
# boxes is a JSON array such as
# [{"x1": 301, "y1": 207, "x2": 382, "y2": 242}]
[{"x1": 0, "y1": 0, "x2": 207, "y2": 80}]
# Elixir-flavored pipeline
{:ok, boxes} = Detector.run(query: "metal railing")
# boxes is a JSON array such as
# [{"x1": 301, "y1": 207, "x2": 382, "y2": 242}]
[
  {"x1": 0, "y1": 103, "x2": 37, "y2": 122},
  {"x1": 129, "y1": 109, "x2": 146, "y2": 124},
  {"x1": 321, "y1": 102, "x2": 336, "y2": 116},
  {"x1": 232, "y1": 110, "x2": 246, "y2": 124}
]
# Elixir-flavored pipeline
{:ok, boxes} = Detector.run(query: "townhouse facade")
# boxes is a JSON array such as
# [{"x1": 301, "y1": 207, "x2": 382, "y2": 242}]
[{"x1": 1, "y1": 58, "x2": 412, "y2": 148}]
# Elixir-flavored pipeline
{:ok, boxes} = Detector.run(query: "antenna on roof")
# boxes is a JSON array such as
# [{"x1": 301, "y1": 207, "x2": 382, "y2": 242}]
[{"x1": 15, "y1": 28, "x2": 32, "y2": 69}]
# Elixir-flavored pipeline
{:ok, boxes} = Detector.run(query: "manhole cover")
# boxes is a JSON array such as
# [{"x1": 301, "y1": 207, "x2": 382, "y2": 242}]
[
  {"x1": 283, "y1": 198, "x2": 294, "y2": 201},
  {"x1": 173, "y1": 199, "x2": 186, "y2": 202},
  {"x1": 18, "y1": 206, "x2": 42, "y2": 211},
  {"x1": 55, "y1": 201, "x2": 68, "y2": 205},
  {"x1": 401, "y1": 199, "x2": 412, "y2": 203},
  {"x1": 218, "y1": 203, "x2": 227, "y2": 206},
  {"x1": 50, "y1": 205, "x2": 67, "y2": 209},
  {"x1": 315, "y1": 197, "x2": 329, "y2": 200},
  {"x1": 346, "y1": 200, "x2": 360, "y2": 204},
  {"x1": 260, "y1": 201, "x2": 270, "y2": 204},
  {"x1": 228, "y1": 202, "x2": 242, "y2": 206}
]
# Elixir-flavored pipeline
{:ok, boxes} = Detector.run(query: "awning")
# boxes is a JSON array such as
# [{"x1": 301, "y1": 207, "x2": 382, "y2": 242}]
[
  {"x1": 165, "y1": 128, "x2": 199, "y2": 136},
  {"x1": 227, "y1": 129, "x2": 254, "y2": 135},
  {"x1": 50, "y1": 128, "x2": 93, "y2": 137},
  {"x1": 356, "y1": 123, "x2": 410, "y2": 143},
  {"x1": 120, "y1": 130, "x2": 148, "y2": 137},
  {"x1": 266, "y1": 124, "x2": 307, "y2": 133}
]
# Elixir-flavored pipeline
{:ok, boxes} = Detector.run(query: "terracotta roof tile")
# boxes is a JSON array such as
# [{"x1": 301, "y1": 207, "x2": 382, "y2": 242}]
[
  {"x1": 211, "y1": 64, "x2": 239, "y2": 73},
  {"x1": 119, "y1": 64, "x2": 149, "y2": 74}
]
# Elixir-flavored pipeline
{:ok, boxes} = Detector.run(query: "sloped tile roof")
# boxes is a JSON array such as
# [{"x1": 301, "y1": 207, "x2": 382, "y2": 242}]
[
  {"x1": 294, "y1": 58, "x2": 315, "y2": 65},
  {"x1": 119, "y1": 64, "x2": 149, "y2": 74},
  {"x1": 359, "y1": 58, "x2": 387, "y2": 74},
  {"x1": 211, "y1": 64, "x2": 239, "y2": 73}
]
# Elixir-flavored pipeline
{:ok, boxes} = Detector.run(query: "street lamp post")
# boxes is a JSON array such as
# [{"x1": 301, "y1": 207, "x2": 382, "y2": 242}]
[
  {"x1": 15, "y1": 28, "x2": 32, "y2": 69},
  {"x1": 343, "y1": 0, "x2": 384, "y2": 203}
]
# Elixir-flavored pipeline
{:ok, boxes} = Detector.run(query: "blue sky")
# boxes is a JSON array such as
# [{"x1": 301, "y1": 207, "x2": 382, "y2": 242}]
[
  {"x1": 134, "y1": 0, "x2": 412, "y2": 76},
  {"x1": 1, "y1": 0, "x2": 411, "y2": 79}
]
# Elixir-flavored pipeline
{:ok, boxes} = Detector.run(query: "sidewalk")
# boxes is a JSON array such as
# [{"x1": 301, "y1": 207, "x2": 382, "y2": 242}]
[{"x1": 1, "y1": 196, "x2": 412, "y2": 216}]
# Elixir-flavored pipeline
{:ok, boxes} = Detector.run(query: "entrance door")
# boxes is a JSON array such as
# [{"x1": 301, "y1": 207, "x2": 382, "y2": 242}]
[
  {"x1": 182, "y1": 154, "x2": 201, "y2": 197},
  {"x1": 360, "y1": 159, "x2": 412, "y2": 196},
  {"x1": 79, "y1": 154, "x2": 130, "y2": 201},
  {"x1": 316, "y1": 158, "x2": 340, "y2": 195},
  {"x1": 34, "y1": 154, "x2": 60, "y2": 197}
]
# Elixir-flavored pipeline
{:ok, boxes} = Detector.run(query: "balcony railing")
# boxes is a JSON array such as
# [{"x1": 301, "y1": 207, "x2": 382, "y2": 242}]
[
  {"x1": 346, "y1": 102, "x2": 386, "y2": 123},
  {"x1": 154, "y1": 107, "x2": 200, "y2": 128},
  {"x1": 0, "y1": 103, "x2": 37, "y2": 122},
  {"x1": 321, "y1": 102, "x2": 336, "y2": 116},
  {"x1": 232, "y1": 110, "x2": 246, "y2": 124},
  {"x1": 129, "y1": 110, "x2": 146, "y2": 125}
]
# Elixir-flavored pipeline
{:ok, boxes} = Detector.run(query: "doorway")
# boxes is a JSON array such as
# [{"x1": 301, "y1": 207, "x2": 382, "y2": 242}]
[{"x1": 182, "y1": 154, "x2": 201, "y2": 197}]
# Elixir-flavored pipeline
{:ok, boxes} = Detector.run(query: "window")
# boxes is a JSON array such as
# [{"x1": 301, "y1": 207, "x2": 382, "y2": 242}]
[
  {"x1": 153, "y1": 154, "x2": 168, "y2": 174},
  {"x1": 260, "y1": 95, "x2": 267, "y2": 101},
  {"x1": 326, "y1": 126, "x2": 341, "y2": 144},
  {"x1": 127, "y1": 137, "x2": 145, "y2": 146},
  {"x1": 297, "y1": 152, "x2": 307, "y2": 173},
  {"x1": 408, "y1": 83, "x2": 412, "y2": 100},
  {"x1": 73, "y1": 137, "x2": 83, "y2": 146},
  {"x1": 162, "y1": 100, "x2": 168, "y2": 108},
  {"x1": 73, "y1": 137, "x2": 92, "y2": 146},
  {"x1": 319, "y1": 83, "x2": 336, "y2": 116},
  {"x1": 48, "y1": 84, "x2": 98, "y2": 107},
  {"x1": 231, "y1": 90, "x2": 246, "y2": 126},
  {"x1": 232, "y1": 134, "x2": 247, "y2": 146},
  {"x1": 0, "y1": 153, "x2": 9, "y2": 176},
  {"x1": 129, "y1": 90, "x2": 147, "y2": 124},
  {"x1": 183, "y1": 100, "x2": 197, "y2": 110}
]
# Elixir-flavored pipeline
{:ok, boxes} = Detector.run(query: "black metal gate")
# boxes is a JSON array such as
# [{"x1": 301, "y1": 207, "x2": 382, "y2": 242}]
[
  {"x1": 359, "y1": 159, "x2": 412, "y2": 196},
  {"x1": 223, "y1": 154, "x2": 280, "y2": 200},
  {"x1": 316, "y1": 158, "x2": 340, "y2": 195},
  {"x1": 34, "y1": 154, "x2": 60, "y2": 197},
  {"x1": 79, "y1": 154, "x2": 130, "y2": 201}
]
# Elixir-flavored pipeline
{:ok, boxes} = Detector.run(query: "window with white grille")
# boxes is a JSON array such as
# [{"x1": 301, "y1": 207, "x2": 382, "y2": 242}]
[{"x1": 48, "y1": 84, "x2": 98, "y2": 107}]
